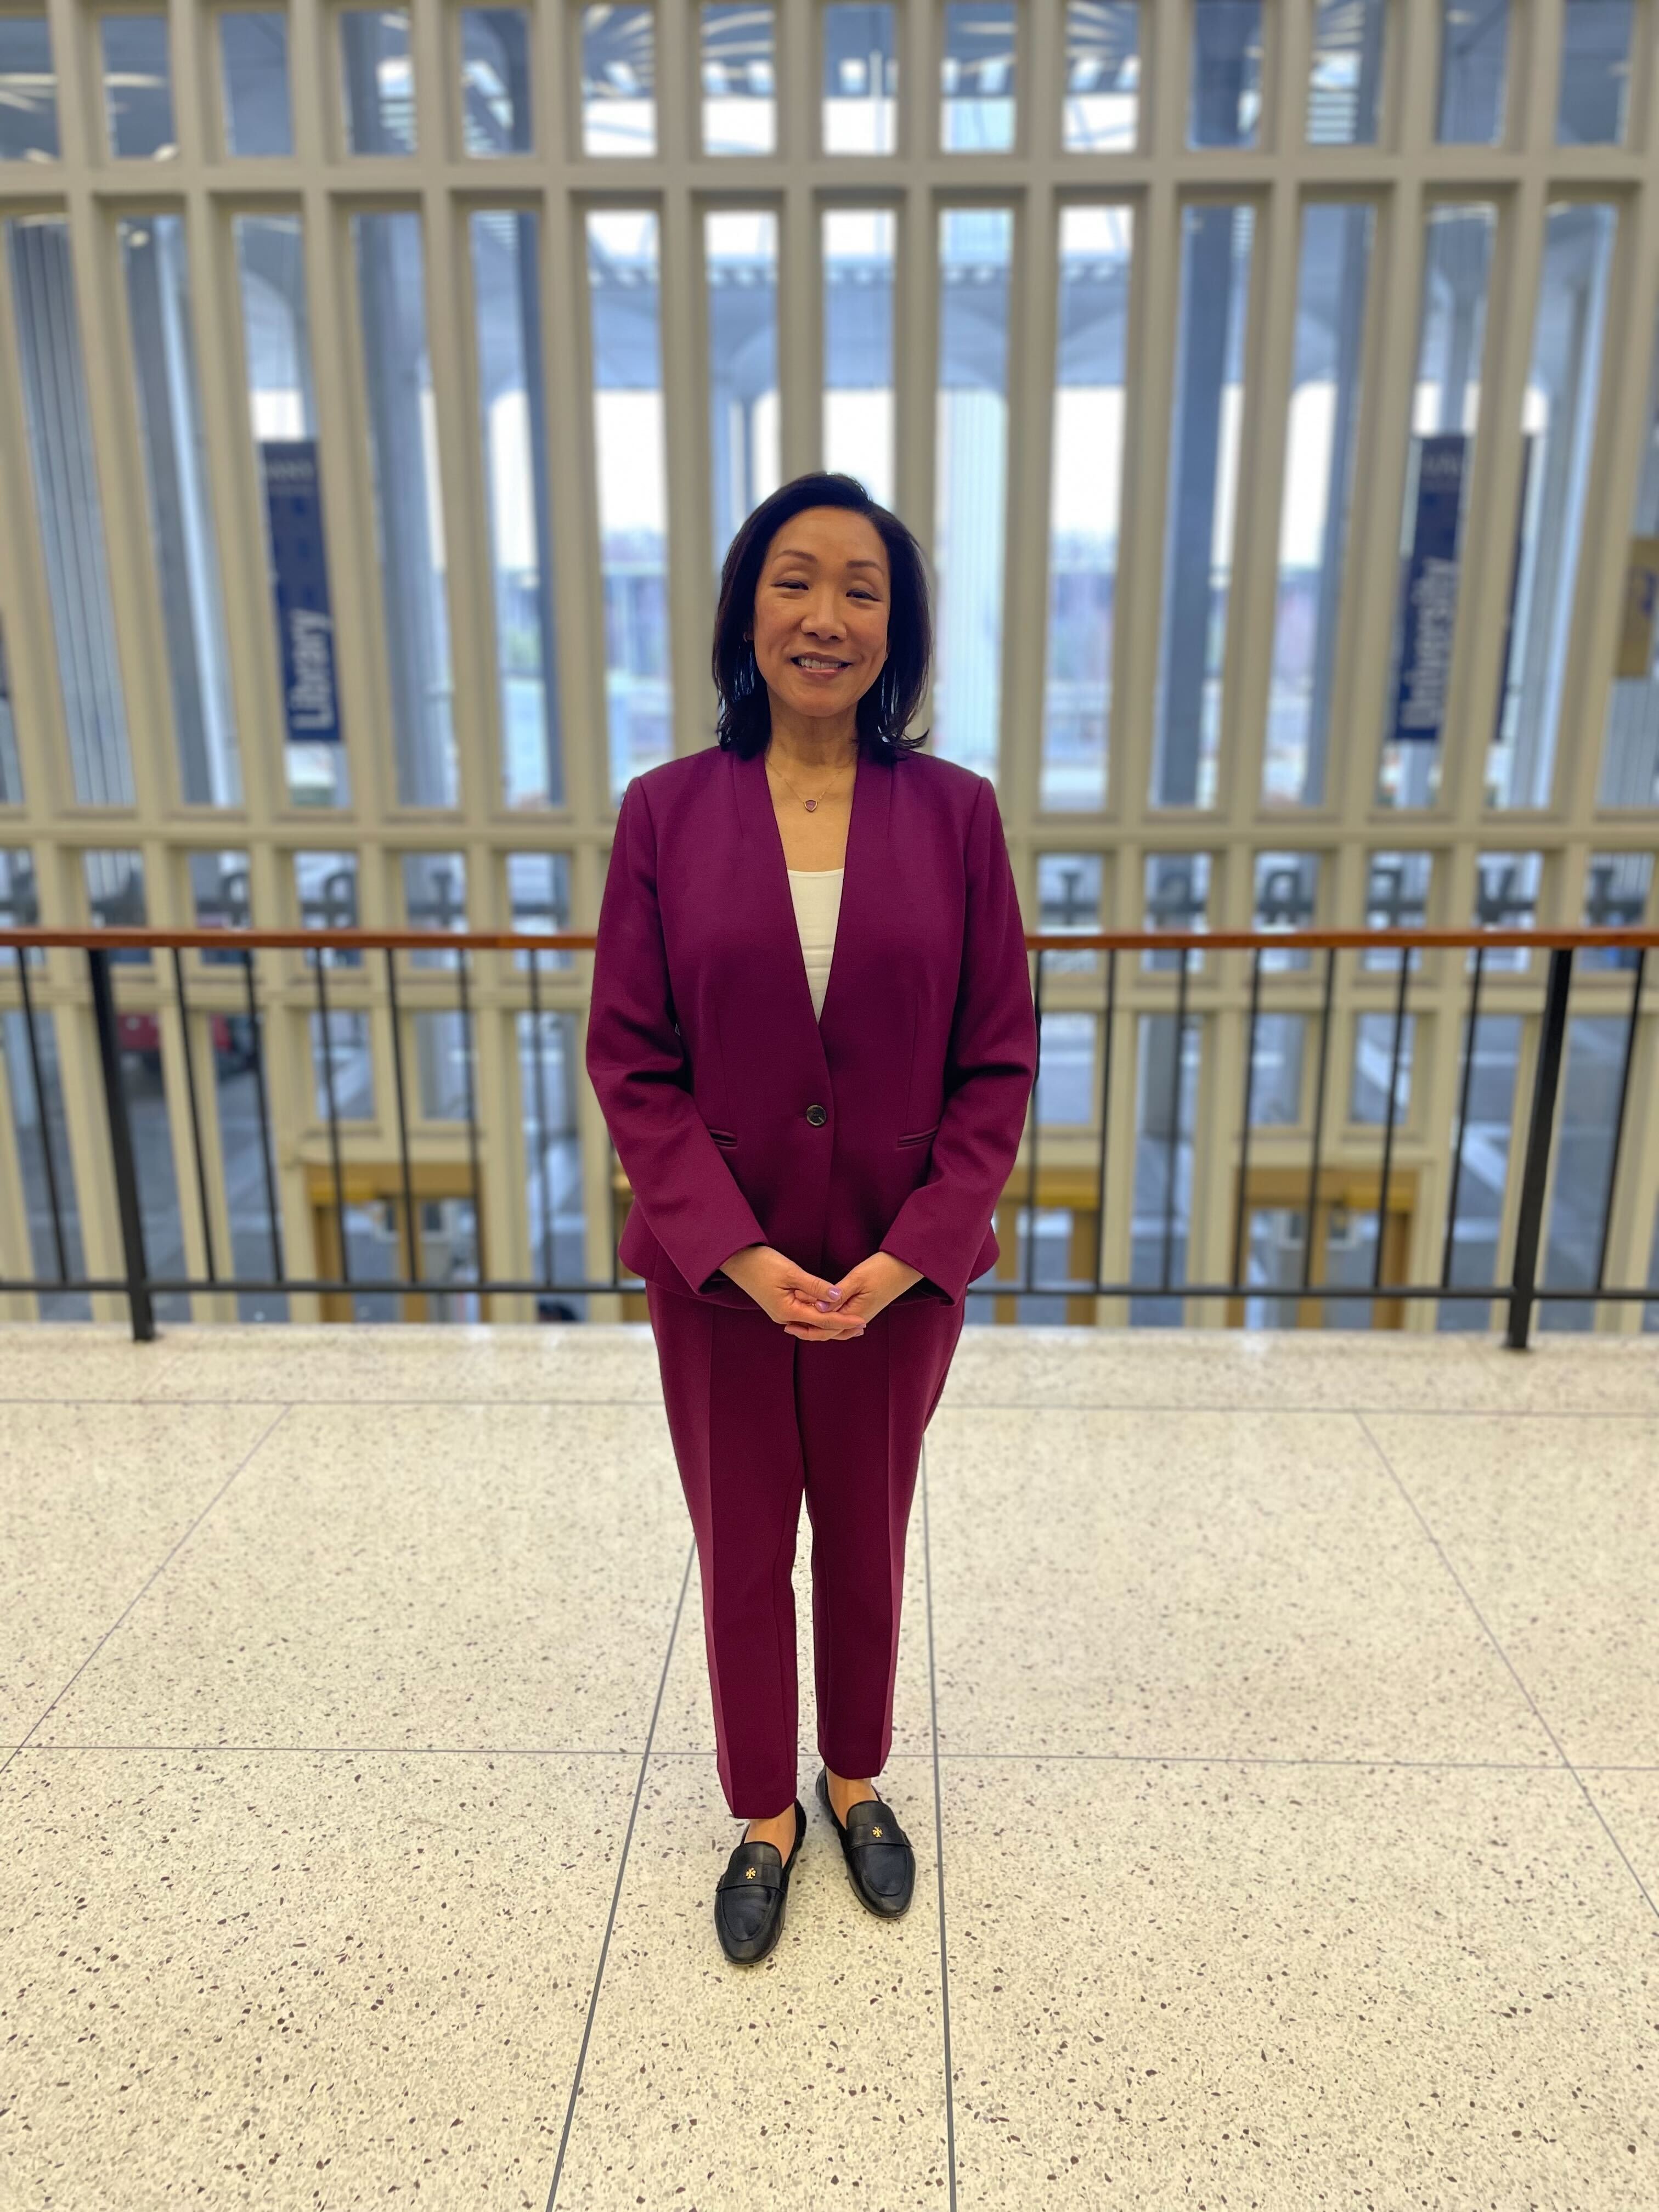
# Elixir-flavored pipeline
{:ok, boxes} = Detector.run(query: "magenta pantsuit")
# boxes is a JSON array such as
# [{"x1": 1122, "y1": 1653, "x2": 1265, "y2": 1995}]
[{"x1": 585, "y1": 742, "x2": 1037, "y2": 1816}]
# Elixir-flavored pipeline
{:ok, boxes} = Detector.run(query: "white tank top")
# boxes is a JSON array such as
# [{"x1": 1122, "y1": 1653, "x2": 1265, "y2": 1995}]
[{"x1": 786, "y1": 866, "x2": 844, "y2": 1023}]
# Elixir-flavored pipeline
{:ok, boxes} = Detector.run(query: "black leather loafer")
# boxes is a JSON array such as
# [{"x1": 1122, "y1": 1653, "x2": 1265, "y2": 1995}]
[
  {"x1": 815, "y1": 1766, "x2": 915, "y2": 1918},
  {"x1": 714, "y1": 1798, "x2": 806, "y2": 1965}
]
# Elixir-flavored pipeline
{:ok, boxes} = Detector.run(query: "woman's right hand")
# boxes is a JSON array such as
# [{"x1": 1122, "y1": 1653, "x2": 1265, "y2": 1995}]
[{"x1": 719, "y1": 1245, "x2": 866, "y2": 1339}]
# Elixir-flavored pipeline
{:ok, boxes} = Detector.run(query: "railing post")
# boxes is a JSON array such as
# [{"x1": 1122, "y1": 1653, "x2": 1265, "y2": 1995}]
[
  {"x1": 1505, "y1": 945, "x2": 1572, "y2": 1352},
  {"x1": 87, "y1": 946, "x2": 155, "y2": 1342}
]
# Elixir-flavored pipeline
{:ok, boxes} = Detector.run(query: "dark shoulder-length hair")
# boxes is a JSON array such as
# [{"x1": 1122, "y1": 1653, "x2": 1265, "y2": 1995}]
[{"x1": 712, "y1": 472, "x2": 933, "y2": 763}]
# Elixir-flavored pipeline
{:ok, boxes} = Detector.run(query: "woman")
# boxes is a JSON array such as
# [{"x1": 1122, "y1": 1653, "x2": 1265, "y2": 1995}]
[{"x1": 585, "y1": 472, "x2": 1037, "y2": 1965}]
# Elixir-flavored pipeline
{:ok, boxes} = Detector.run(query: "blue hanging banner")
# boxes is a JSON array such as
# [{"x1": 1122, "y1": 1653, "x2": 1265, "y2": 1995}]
[
  {"x1": 261, "y1": 438, "x2": 342, "y2": 746},
  {"x1": 1390, "y1": 431, "x2": 1466, "y2": 746}
]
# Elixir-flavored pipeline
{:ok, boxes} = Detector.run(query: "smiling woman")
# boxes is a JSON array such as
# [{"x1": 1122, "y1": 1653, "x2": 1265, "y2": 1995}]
[
  {"x1": 710, "y1": 470, "x2": 933, "y2": 766},
  {"x1": 588, "y1": 468, "x2": 1037, "y2": 1963}
]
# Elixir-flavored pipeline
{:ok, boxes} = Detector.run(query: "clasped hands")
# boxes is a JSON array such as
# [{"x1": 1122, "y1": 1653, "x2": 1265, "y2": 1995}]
[{"x1": 720, "y1": 1244, "x2": 923, "y2": 1341}]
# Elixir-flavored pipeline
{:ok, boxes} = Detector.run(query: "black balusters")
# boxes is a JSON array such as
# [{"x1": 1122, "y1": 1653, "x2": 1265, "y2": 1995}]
[
  {"x1": 312, "y1": 953, "x2": 350, "y2": 1286},
  {"x1": 240, "y1": 949, "x2": 285, "y2": 1284},
  {"x1": 171, "y1": 948, "x2": 218, "y2": 1285},
  {"x1": 385, "y1": 948, "x2": 421, "y2": 1291},
  {"x1": 15, "y1": 945, "x2": 68, "y2": 1280},
  {"x1": 1506, "y1": 946, "x2": 1573, "y2": 1351},
  {"x1": 87, "y1": 946, "x2": 154, "y2": 1341}
]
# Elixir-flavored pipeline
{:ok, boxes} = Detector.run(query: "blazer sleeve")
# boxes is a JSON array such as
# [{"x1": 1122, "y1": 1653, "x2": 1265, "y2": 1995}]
[
  {"x1": 585, "y1": 775, "x2": 769, "y2": 1294},
  {"x1": 878, "y1": 774, "x2": 1037, "y2": 1304}
]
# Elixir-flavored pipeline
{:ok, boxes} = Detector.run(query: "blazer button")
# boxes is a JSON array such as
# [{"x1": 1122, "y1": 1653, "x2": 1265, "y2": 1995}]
[{"x1": 805, "y1": 1103, "x2": 828, "y2": 1126}]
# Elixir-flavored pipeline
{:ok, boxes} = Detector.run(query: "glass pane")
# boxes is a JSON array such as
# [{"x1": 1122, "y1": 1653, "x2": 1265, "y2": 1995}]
[
  {"x1": 580, "y1": 2, "x2": 654, "y2": 156},
  {"x1": 586, "y1": 211, "x2": 673, "y2": 799},
  {"x1": 701, "y1": 2, "x2": 774, "y2": 154},
  {"x1": 1131, "y1": 1013, "x2": 1199, "y2": 1322},
  {"x1": 311, "y1": 1011, "x2": 373, "y2": 1118},
  {"x1": 352, "y1": 211, "x2": 456, "y2": 808},
  {"x1": 1364, "y1": 850, "x2": 1431, "y2": 972},
  {"x1": 1036, "y1": 1011, "x2": 1096, "y2": 1126},
  {"x1": 1063, "y1": 0, "x2": 1137, "y2": 153},
  {"x1": 0, "y1": 618, "x2": 19, "y2": 802},
  {"x1": 1265, "y1": 203, "x2": 1372, "y2": 808},
  {"x1": 518, "y1": 1007, "x2": 585, "y2": 1312},
  {"x1": 1540, "y1": 1017, "x2": 1627, "y2": 1330},
  {"x1": 102, "y1": 14, "x2": 176, "y2": 159},
  {"x1": 1598, "y1": 298, "x2": 1659, "y2": 806},
  {"x1": 1142, "y1": 851, "x2": 1210, "y2": 971},
  {"x1": 1350, "y1": 1010, "x2": 1415, "y2": 1123},
  {"x1": 189, "y1": 849, "x2": 252, "y2": 968},
  {"x1": 295, "y1": 849, "x2": 360, "y2": 966},
  {"x1": 823, "y1": 3, "x2": 895, "y2": 153},
  {"x1": 1151, "y1": 204, "x2": 1253, "y2": 810},
  {"x1": 461, "y1": 8, "x2": 532, "y2": 154},
  {"x1": 1307, "y1": 0, "x2": 1384, "y2": 144},
  {"x1": 340, "y1": 7, "x2": 414, "y2": 153},
  {"x1": 1249, "y1": 1014, "x2": 1304, "y2": 1124},
  {"x1": 1472, "y1": 849, "x2": 1541, "y2": 973},
  {"x1": 1487, "y1": 204, "x2": 1616, "y2": 811},
  {"x1": 934, "y1": 207, "x2": 1013, "y2": 778},
  {"x1": 823, "y1": 208, "x2": 895, "y2": 506},
  {"x1": 941, "y1": 1, "x2": 1015, "y2": 150},
  {"x1": 1437, "y1": 0, "x2": 1507, "y2": 143},
  {"x1": 403, "y1": 850, "x2": 467, "y2": 969},
  {"x1": 2, "y1": 1007, "x2": 88, "y2": 1319},
  {"x1": 5, "y1": 219, "x2": 134, "y2": 805},
  {"x1": 220, "y1": 11, "x2": 291, "y2": 155},
  {"x1": 1581, "y1": 850, "x2": 1652, "y2": 968},
  {"x1": 472, "y1": 210, "x2": 562, "y2": 809},
  {"x1": 507, "y1": 850, "x2": 573, "y2": 971},
  {"x1": 1254, "y1": 850, "x2": 1318, "y2": 969},
  {"x1": 1189, "y1": 0, "x2": 1260, "y2": 149},
  {"x1": 707, "y1": 210, "x2": 780, "y2": 582},
  {"x1": 0, "y1": 15, "x2": 59, "y2": 160},
  {"x1": 1043, "y1": 204, "x2": 1132, "y2": 813},
  {"x1": 1558, "y1": 0, "x2": 1632, "y2": 144},
  {"x1": 209, "y1": 997, "x2": 286, "y2": 1321},
  {"x1": 118, "y1": 214, "x2": 242, "y2": 808},
  {"x1": 1437, "y1": 1012, "x2": 1519, "y2": 1330},
  {"x1": 235, "y1": 213, "x2": 349, "y2": 807},
  {"x1": 1377, "y1": 205, "x2": 1495, "y2": 810},
  {"x1": 415, "y1": 1010, "x2": 472, "y2": 1119},
  {"x1": 0, "y1": 847, "x2": 40, "y2": 935},
  {"x1": 83, "y1": 849, "x2": 148, "y2": 964},
  {"x1": 1036, "y1": 851, "x2": 1103, "y2": 974}
]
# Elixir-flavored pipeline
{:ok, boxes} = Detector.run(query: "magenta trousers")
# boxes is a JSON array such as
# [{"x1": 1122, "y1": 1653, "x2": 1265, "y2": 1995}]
[{"x1": 645, "y1": 1278, "x2": 967, "y2": 1818}]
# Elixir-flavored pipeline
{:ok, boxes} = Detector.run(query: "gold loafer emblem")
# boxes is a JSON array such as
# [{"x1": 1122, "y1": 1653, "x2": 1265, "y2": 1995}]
[
  {"x1": 744, "y1": 1865, "x2": 757, "y2": 1878},
  {"x1": 871, "y1": 1825, "x2": 883, "y2": 1838}
]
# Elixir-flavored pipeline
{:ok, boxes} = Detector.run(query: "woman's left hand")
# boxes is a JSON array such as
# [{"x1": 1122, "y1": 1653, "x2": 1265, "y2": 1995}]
[{"x1": 780, "y1": 1250, "x2": 924, "y2": 1340}]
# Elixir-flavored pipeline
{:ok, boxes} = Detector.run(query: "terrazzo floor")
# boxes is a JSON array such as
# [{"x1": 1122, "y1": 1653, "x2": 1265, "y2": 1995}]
[{"x1": 1, "y1": 1322, "x2": 1655, "y2": 2210}]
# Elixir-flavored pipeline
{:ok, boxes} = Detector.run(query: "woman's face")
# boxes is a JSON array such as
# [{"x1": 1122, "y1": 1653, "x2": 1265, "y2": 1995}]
[{"x1": 748, "y1": 506, "x2": 891, "y2": 729}]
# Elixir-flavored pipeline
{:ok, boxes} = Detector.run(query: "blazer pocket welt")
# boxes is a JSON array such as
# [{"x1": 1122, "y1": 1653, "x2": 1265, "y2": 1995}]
[{"x1": 896, "y1": 1123, "x2": 940, "y2": 1147}]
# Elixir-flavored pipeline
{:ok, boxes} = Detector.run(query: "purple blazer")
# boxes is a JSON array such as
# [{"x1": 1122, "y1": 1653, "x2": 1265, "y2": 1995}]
[{"x1": 584, "y1": 741, "x2": 1038, "y2": 1310}]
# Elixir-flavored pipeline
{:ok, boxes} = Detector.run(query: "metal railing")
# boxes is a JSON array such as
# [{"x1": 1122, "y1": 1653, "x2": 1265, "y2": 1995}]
[{"x1": 1, "y1": 924, "x2": 1655, "y2": 1346}]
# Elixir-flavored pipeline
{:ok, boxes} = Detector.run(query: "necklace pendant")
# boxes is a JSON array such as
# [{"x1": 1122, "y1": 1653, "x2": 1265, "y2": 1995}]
[{"x1": 804, "y1": 798, "x2": 817, "y2": 812}]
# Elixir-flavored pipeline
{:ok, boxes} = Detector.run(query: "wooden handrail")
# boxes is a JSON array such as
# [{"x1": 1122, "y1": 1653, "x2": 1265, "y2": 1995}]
[{"x1": 3, "y1": 926, "x2": 1658, "y2": 954}]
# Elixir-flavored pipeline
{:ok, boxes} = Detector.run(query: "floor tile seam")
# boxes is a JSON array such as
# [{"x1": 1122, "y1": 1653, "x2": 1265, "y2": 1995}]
[
  {"x1": 9, "y1": 1742, "x2": 649, "y2": 1758},
  {"x1": 9, "y1": 1743, "x2": 1654, "y2": 1778},
  {"x1": 543, "y1": 1536, "x2": 697, "y2": 2212},
  {"x1": 4, "y1": 1395, "x2": 1655, "y2": 1415},
  {"x1": 1353, "y1": 1410, "x2": 1659, "y2": 1925},
  {"x1": 919, "y1": 1439, "x2": 960, "y2": 2212},
  {"x1": 0, "y1": 1403, "x2": 295, "y2": 1784},
  {"x1": 14, "y1": 1744, "x2": 1648, "y2": 1771}
]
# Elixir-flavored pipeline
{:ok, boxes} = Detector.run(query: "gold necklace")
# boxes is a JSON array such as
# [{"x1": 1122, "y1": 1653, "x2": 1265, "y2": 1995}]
[{"x1": 765, "y1": 748, "x2": 854, "y2": 814}]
